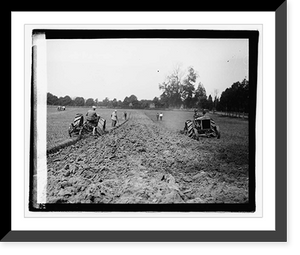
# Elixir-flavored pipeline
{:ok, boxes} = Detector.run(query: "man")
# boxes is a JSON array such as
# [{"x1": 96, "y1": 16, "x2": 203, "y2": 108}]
[
  {"x1": 159, "y1": 112, "x2": 163, "y2": 121},
  {"x1": 111, "y1": 110, "x2": 118, "y2": 127},
  {"x1": 86, "y1": 106, "x2": 100, "y2": 127},
  {"x1": 194, "y1": 109, "x2": 201, "y2": 119}
]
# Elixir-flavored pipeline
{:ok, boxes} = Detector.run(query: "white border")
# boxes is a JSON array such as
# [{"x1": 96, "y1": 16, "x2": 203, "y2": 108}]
[
  {"x1": 32, "y1": 33, "x2": 48, "y2": 204},
  {"x1": 12, "y1": 12, "x2": 274, "y2": 231}
]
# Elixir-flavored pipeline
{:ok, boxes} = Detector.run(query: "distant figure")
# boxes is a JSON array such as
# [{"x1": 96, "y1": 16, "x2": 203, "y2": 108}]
[
  {"x1": 159, "y1": 112, "x2": 163, "y2": 121},
  {"x1": 86, "y1": 106, "x2": 100, "y2": 127},
  {"x1": 111, "y1": 110, "x2": 118, "y2": 127},
  {"x1": 156, "y1": 112, "x2": 159, "y2": 121},
  {"x1": 124, "y1": 111, "x2": 127, "y2": 120}
]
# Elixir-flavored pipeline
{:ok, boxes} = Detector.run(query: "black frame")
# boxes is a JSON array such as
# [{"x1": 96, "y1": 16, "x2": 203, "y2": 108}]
[
  {"x1": 5, "y1": 2, "x2": 286, "y2": 241},
  {"x1": 29, "y1": 28, "x2": 258, "y2": 213}
]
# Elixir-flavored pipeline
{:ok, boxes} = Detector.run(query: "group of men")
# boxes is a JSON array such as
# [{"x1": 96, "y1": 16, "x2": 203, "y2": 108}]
[
  {"x1": 156, "y1": 112, "x2": 163, "y2": 121},
  {"x1": 86, "y1": 106, "x2": 127, "y2": 128}
]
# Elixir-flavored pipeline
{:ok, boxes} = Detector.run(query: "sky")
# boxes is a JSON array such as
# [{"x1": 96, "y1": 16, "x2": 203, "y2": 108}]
[{"x1": 46, "y1": 39, "x2": 248, "y2": 101}]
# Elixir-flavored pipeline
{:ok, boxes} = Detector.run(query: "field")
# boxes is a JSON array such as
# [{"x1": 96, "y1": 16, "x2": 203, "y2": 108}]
[
  {"x1": 46, "y1": 106, "x2": 249, "y2": 205},
  {"x1": 47, "y1": 106, "x2": 129, "y2": 150}
]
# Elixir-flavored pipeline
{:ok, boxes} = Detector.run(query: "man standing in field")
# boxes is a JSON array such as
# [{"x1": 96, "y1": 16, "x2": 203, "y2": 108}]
[
  {"x1": 111, "y1": 110, "x2": 118, "y2": 127},
  {"x1": 86, "y1": 106, "x2": 100, "y2": 127},
  {"x1": 159, "y1": 112, "x2": 163, "y2": 121}
]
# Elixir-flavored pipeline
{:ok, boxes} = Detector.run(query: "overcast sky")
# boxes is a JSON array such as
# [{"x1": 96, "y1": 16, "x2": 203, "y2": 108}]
[{"x1": 46, "y1": 38, "x2": 248, "y2": 101}]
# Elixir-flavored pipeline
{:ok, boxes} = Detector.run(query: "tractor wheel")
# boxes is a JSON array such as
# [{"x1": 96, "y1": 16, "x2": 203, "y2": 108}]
[{"x1": 185, "y1": 121, "x2": 194, "y2": 138}]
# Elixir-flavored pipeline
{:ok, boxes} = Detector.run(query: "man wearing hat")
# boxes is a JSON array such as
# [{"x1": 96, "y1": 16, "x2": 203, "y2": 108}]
[
  {"x1": 111, "y1": 109, "x2": 118, "y2": 127},
  {"x1": 86, "y1": 106, "x2": 100, "y2": 127}
]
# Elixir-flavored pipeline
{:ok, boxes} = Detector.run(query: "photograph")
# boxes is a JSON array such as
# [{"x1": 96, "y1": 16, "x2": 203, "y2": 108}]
[
  {"x1": 7, "y1": 4, "x2": 289, "y2": 244},
  {"x1": 30, "y1": 29, "x2": 258, "y2": 212}
]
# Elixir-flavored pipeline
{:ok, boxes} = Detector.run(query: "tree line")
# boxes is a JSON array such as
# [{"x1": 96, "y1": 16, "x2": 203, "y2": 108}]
[
  {"x1": 158, "y1": 66, "x2": 216, "y2": 110},
  {"x1": 47, "y1": 93, "x2": 159, "y2": 109},
  {"x1": 217, "y1": 78, "x2": 249, "y2": 113},
  {"x1": 158, "y1": 65, "x2": 249, "y2": 113},
  {"x1": 47, "y1": 66, "x2": 249, "y2": 113}
]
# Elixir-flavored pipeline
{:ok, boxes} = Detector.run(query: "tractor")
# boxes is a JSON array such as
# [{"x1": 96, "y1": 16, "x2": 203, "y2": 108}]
[{"x1": 184, "y1": 113, "x2": 220, "y2": 140}]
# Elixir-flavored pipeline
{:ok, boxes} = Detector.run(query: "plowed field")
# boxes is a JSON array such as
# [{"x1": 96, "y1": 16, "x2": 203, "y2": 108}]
[{"x1": 47, "y1": 110, "x2": 249, "y2": 204}]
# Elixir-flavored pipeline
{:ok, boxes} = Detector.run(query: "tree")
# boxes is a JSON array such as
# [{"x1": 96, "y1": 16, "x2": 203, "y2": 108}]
[
  {"x1": 140, "y1": 99, "x2": 152, "y2": 109},
  {"x1": 218, "y1": 79, "x2": 249, "y2": 113},
  {"x1": 85, "y1": 98, "x2": 95, "y2": 107},
  {"x1": 158, "y1": 66, "x2": 183, "y2": 108},
  {"x1": 194, "y1": 82, "x2": 207, "y2": 109},
  {"x1": 47, "y1": 92, "x2": 58, "y2": 105},
  {"x1": 152, "y1": 97, "x2": 160, "y2": 108},
  {"x1": 102, "y1": 97, "x2": 110, "y2": 107},
  {"x1": 62, "y1": 96, "x2": 73, "y2": 105},
  {"x1": 207, "y1": 95, "x2": 213, "y2": 111},
  {"x1": 239, "y1": 78, "x2": 249, "y2": 113},
  {"x1": 123, "y1": 96, "x2": 130, "y2": 108},
  {"x1": 159, "y1": 92, "x2": 170, "y2": 108},
  {"x1": 181, "y1": 66, "x2": 198, "y2": 108},
  {"x1": 58, "y1": 95, "x2": 73, "y2": 106},
  {"x1": 112, "y1": 98, "x2": 118, "y2": 108},
  {"x1": 128, "y1": 94, "x2": 139, "y2": 108},
  {"x1": 107, "y1": 99, "x2": 113, "y2": 108},
  {"x1": 117, "y1": 100, "x2": 123, "y2": 108},
  {"x1": 213, "y1": 89, "x2": 219, "y2": 110},
  {"x1": 56, "y1": 97, "x2": 63, "y2": 106},
  {"x1": 73, "y1": 97, "x2": 85, "y2": 106},
  {"x1": 214, "y1": 97, "x2": 220, "y2": 111}
]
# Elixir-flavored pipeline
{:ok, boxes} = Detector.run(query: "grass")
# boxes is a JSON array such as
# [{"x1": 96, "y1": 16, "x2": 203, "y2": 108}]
[
  {"x1": 144, "y1": 109, "x2": 194, "y2": 132},
  {"x1": 47, "y1": 106, "x2": 129, "y2": 149}
]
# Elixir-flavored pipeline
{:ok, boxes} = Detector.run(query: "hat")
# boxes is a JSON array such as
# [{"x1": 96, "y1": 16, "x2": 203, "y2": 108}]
[{"x1": 92, "y1": 106, "x2": 96, "y2": 109}]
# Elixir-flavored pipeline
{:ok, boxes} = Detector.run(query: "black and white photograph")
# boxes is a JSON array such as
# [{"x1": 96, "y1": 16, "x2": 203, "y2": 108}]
[
  {"x1": 30, "y1": 29, "x2": 258, "y2": 212},
  {"x1": 7, "y1": 4, "x2": 290, "y2": 246}
]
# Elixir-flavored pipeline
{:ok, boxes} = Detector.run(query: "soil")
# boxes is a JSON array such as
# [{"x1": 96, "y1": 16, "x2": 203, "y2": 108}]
[{"x1": 47, "y1": 111, "x2": 249, "y2": 204}]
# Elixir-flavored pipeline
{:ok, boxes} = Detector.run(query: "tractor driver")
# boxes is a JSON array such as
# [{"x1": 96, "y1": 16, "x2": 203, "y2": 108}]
[
  {"x1": 194, "y1": 109, "x2": 201, "y2": 119},
  {"x1": 86, "y1": 106, "x2": 100, "y2": 127}
]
